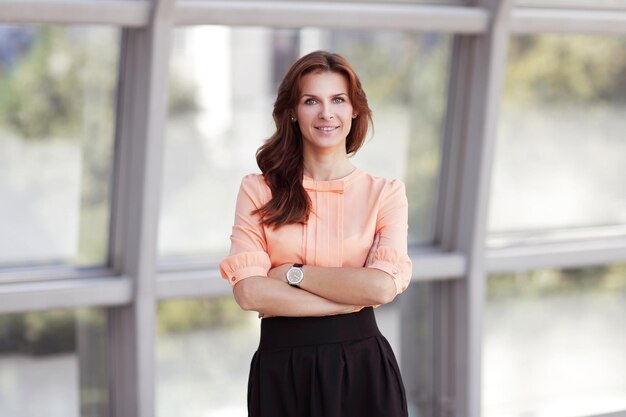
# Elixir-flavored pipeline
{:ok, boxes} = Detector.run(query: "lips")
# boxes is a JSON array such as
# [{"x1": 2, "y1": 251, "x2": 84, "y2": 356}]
[{"x1": 315, "y1": 126, "x2": 339, "y2": 133}]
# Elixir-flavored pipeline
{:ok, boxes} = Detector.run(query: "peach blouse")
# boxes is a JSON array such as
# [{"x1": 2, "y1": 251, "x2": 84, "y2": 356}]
[{"x1": 219, "y1": 168, "x2": 412, "y2": 296}]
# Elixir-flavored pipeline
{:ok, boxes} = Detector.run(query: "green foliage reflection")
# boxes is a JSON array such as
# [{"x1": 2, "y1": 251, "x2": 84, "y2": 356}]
[
  {"x1": 0, "y1": 308, "x2": 105, "y2": 355},
  {"x1": 157, "y1": 297, "x2": 250, "y2": 334},
  {"x1": 488, "y1": 263, "x2": 626, "y2": 300},
  {"x1": 505, "y1": 35, "x2": 626, "y2": 105},
  {"x1": 2, "y1": 27, "x2": 83, "y2": 139},
  {"x1": 0, "y1": 25, "x2": 119, "y2": 266}
]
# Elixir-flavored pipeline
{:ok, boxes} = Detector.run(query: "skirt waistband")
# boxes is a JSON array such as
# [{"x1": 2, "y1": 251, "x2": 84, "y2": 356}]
[{"x1": 259, "y1": 307, "x2": 381, "y2": 350}]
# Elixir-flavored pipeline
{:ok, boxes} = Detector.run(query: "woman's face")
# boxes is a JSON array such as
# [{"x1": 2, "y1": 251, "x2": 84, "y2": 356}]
[{"x1": 295, "y1": 71, "x2": 355, "y2": 156}]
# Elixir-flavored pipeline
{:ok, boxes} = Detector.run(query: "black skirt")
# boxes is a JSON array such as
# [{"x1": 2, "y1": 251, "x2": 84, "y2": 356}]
[{"x1": 247, "y1": 307, "x2": 408, "y2": 417}]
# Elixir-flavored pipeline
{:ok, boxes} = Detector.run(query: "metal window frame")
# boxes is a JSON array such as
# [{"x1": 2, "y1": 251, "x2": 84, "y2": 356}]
[
  {"x1": 1, "y1": 1, "x2": 626, "y2": 417},
  {"x1": 487, "y1": 235, "x2": 626, "y2": 273},
  {"x1": 516, "y1": 0, "x2": 626, "y2": 11},
  {"x1": 174, "y1": 1, "x2": 490, "y2": 32},
  {"x1": 0, "y1": 266, "x2": 114, "y2": 285},
  {"x1": 105, "y1": 0, "x2": 175, "y2": 413},
  {"x1": 511, "y1": 8, "x2": 626, "y2": 34},
  {"x1": 432, "y1": 1, "x2": 515, "y2": 416},
  {"x1": 0, "y1": 277, "x2": 132, "y2": 314},
  {"x1": 0, "y1": 0, "x2": 150, "y2": 26}
]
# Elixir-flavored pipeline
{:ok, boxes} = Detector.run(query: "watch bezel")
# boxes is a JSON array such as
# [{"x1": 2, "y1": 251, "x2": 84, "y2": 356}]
[{"x1": 286, "y1": 264, "x2": 304, "y2": 287}]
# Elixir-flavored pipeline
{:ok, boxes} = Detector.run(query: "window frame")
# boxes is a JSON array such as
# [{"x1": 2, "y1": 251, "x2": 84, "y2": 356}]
[{"x1": 1, "y1": 1, "x2": 626, "y2": 417}]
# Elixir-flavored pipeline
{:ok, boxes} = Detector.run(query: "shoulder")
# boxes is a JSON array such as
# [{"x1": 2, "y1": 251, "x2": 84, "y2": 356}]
[
  {"x1": 240, "y1": 173, "x2": 263, "y2": 187},
  {"x1": 355, "y1": 170, "x2": 406, "y2": 196},
  {"x1": 238, "y1": 173, "x2": 271, "y2": 205},
  {"x1": 240, "y1": 173, "x2": 269, "y2": 188}
]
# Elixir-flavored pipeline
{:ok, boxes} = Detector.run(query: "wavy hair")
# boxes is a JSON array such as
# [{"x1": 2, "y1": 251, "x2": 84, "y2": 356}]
[{"x1": 254, "y1": 50, "x2": 372, "y2": 227}]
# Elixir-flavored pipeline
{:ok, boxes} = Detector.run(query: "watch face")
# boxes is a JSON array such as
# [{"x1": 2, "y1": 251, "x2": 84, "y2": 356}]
[{"x1": 287, "y1": 267, "x2": 304, "y2": 284}]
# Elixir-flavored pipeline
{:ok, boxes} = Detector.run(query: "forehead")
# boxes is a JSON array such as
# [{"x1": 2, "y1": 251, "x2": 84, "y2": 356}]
[{"x1": 299, "y1": 71, "x2": 349, "y2": 95}]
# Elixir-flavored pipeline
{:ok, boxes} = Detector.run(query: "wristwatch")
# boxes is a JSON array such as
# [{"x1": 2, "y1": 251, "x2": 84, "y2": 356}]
[{"x1": 286, "y1": 264, "x2": 304, "y2": 288}]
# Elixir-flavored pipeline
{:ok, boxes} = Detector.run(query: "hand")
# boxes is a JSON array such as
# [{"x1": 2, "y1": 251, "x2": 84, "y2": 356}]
[
  {"x1": 267, "y1": 263, "x2": 293, "y2": 283},
  {"x1": 364, "y1": 232, "x2": 380, "y2": 267}
]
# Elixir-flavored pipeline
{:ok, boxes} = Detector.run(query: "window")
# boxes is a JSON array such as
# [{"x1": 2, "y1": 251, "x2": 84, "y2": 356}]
[
  {"x1": 156, "y1": 297, "x2": 259, "y2": 417},
  {"x1": 489, "y1": 35, "x2": 626, "y2": 245},
  {"x1": 0, "y1": 25, "x2": 120, "y2": 269},
  {"x1": 0, "y1": 308, "x2": 108, "y2": 417},
  {"x1": 483, "y1": 264, "x2": 626, "y2": 417},
  {"x1": 3, "y1": 3, "x2": 624, "y2": 417}
]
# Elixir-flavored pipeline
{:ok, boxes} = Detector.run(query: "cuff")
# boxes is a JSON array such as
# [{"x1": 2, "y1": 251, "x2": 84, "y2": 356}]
[
  {"x1": 219, "y1": 251, "x2": 271, "y2": 288},
  {"x1": 368, "y1": 260, "x2": 407, "y2": 294},
  {"x1": 227, "y1": 266, "x2": 269, "y2": 288}
]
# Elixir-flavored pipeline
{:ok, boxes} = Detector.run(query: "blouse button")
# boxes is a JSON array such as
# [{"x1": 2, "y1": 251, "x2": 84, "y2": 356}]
[
  {"x1": 392, "y1": 269, "x2": 398, "y2": 275},
  {"x1": 231, "y1": 277, "x2": 236, "y2": 281}
]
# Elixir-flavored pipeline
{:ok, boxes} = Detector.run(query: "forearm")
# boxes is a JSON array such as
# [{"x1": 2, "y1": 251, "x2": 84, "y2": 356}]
[
  {"x1": 233, "y1": 276, "x2": 357, "y2": 317},
  {"x1": 298, "y1": 265, "x2": 397, "y2": 306}
]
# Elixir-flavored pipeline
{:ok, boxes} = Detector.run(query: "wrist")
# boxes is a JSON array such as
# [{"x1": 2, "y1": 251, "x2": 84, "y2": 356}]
[{"x1": 286, "y1": 263, "x2": 305, "y2": 288}]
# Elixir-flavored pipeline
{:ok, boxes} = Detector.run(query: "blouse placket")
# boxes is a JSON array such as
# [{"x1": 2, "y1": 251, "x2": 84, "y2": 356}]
[{"x1": 303, "y1": 179, "x2": 345, "y2": 268}]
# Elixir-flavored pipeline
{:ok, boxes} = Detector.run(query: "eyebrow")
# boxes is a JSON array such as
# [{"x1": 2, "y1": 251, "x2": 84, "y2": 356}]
[{"x1": 301, "y1": 93, "x2": 348, "y2": 98}]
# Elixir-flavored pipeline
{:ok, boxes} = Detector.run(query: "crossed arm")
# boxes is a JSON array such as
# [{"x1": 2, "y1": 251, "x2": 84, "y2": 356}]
[
  {"x1": 232, "y1": 235, "x2": 398, "y2": 317},
  {"x1": 224, "y1": 175, "x2": 409, "y2": 318}
]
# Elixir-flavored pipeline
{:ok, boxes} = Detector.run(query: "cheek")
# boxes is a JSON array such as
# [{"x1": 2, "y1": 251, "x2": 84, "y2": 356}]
[
  {"x1": 297, "y1": 108, "x2": 312, "y2": 124},
  {"x1": 344, "y1": 118, "x2": 352, "y2": 132},
  {"x1": 342, "y1": 106, "x2": 354, "y2": 122},
  {"x1": 343, "y1": 111, "x2": 354, "y2": 130}
]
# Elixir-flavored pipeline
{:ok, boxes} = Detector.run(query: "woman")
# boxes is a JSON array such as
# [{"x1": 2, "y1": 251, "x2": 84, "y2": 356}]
[{"x1": 220, "y1": 50, "x2": 412, "y2": 417}]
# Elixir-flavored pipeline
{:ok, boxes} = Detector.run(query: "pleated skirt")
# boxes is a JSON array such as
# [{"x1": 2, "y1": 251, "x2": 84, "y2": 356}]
[{"x1": 247, "y1": 307, "x2": 408, "y2": 417}]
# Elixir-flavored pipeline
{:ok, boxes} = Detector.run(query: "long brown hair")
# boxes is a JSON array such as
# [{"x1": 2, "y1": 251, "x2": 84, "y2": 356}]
[{"x1": 254, "y1": 50, "x2": 372, "y2": 228}]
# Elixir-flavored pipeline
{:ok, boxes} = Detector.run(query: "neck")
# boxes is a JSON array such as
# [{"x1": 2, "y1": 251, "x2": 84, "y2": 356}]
[{"x1": 302, "y1": 152, "x2": 355, "y2": 181}]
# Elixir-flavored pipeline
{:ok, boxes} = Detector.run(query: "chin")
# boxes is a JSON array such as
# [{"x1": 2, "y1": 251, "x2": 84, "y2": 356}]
[{"x1": 310, "y1": 139, "x2": 345, "y2": 150}]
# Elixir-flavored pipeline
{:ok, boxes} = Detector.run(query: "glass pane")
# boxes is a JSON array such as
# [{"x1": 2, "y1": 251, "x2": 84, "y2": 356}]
[
  {"x1": 0, "y1": 308, "x2": 108, "y2": 417},
  {"x1": 483, "y1": 264, "x2": 626, "y2": 417},
  {"x1": 488, "y1": 35, "x2": 626, "y2": 243},
  {"x1": 160, "y1": 26, "x2": 451, "y2": 259},
  {"x1": 0, "y1": 25, "x2": 120, "y2": 267},
  {"x1": 156, "y1": 297, "x2": 406, "y2": 417},
  {"x1": 399, "y1": 281, "x2": 438, "y2": 417},
  {"x1": 156, "y1": 297, "x2": 259, "y2": 417}
]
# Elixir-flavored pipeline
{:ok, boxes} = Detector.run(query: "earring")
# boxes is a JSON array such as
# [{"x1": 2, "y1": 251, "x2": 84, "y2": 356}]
[
  {"x1": 290, "y1": 116, "x2": 297, "y2": 122},
  {"x1": 352, "y1": 114, "x2": 357, "y2": 118}
]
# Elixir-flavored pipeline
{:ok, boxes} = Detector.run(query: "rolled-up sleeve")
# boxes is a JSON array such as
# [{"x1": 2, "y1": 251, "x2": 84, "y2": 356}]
[
  {"x1": 219, "y1": 175, "x2": 271, "y2": 288},
  {"x1": 367, "y1": 180, "x2": 413, "y2": 294}
]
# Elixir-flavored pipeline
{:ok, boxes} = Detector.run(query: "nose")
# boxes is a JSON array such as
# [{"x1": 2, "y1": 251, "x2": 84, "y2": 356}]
[{"x1": 318, "y1": 104, "x2": 334, "y2": 120}]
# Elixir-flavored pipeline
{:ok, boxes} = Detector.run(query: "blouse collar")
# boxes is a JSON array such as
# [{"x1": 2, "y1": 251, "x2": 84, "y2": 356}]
[{"x1": 302, "y1": 168, "x2": 362, "y2": 193}]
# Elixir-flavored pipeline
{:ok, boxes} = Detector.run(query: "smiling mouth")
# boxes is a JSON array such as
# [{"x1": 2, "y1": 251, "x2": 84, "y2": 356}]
[{"x1": 315, "y1": 126, "x2": 339, "y2": 133}]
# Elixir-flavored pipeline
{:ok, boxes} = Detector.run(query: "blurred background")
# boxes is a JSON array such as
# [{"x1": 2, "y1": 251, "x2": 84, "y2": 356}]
[{"x1": 0, "y1": 2, "x2": 625, "y2": 417}]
